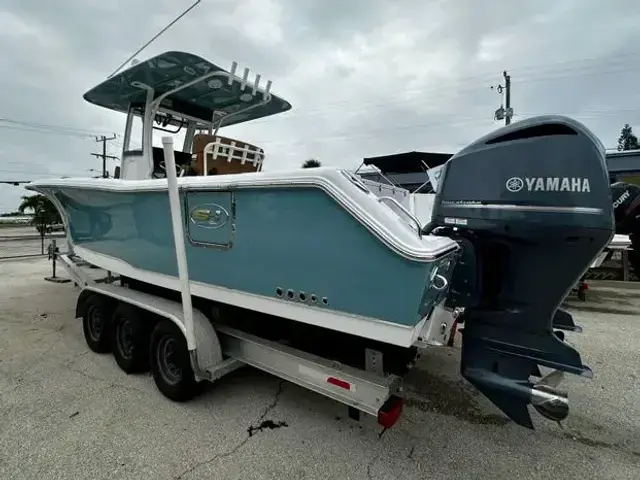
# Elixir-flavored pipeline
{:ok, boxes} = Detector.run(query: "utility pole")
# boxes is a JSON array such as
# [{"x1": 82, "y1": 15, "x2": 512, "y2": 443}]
[
  {"x1": 91, "y1": 135, "x2": 118, "y2": 178},
  {"x1": 490, "y1": 71, "x2": 513, "y2": 126},
  {"x1": 503, "y1": 71, "x2": 512, "y2": 125}
]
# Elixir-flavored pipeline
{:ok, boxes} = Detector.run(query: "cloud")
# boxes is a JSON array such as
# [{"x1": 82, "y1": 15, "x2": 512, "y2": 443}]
[{"x1": 2, "y1": 0, "x2": 640, "y2": 212}]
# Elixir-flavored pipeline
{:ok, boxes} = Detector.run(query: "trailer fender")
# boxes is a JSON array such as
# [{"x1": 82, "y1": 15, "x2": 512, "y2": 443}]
[
  {"x1": 75, "y1": 288, "x2": 115, "y2": 319},
  {"x1": 78, "y1": 285, "x2": 223, "y2": 376}
]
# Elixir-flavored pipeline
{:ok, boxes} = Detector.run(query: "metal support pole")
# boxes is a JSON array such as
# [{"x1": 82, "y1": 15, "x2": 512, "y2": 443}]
[
  {"x1": 45, "y1": 239, "x2": 70, "y2": 283},
  {"x1": 52, "y1": 240, "x2": 57, "y2": 278},
  {"x1": 162, "y1": 136, "x2": 197, "y2": 352},
  {"x1": 48, "y1": 239, "x2": 58, "y2": 277}
]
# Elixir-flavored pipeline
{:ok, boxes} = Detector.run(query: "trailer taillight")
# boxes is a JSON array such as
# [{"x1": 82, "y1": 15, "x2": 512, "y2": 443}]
[{"x1": 377, "y1": 395, "x2": 404, "y2": 428}]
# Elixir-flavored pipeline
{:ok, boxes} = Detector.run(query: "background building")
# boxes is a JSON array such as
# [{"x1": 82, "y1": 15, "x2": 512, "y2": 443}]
[{"x1": 358, "y1": 149, "x2": 640, "y2": 190}]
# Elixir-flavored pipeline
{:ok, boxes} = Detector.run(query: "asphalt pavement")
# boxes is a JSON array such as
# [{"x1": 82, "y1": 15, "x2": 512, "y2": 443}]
[
  {"x1": 0, "y1": 258, "x2": 638, "y2": 480},
  {"x1": 0, "y1": 226, "x2": 64, "y2": 258}
]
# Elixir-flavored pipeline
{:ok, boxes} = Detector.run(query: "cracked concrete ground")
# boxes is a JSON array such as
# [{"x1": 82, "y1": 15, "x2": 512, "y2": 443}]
[{"x1": 0, "y1": 257, "x2": 638, "y2": 480}]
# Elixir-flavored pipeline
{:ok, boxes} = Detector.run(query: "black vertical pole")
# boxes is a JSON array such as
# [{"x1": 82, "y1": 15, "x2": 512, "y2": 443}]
[
  {"x1": 102, "y1": 136, "x2": 107, "y2": 178},
  {"x1": 504, "y1": 71, "x2": 512, "y2": 126}
]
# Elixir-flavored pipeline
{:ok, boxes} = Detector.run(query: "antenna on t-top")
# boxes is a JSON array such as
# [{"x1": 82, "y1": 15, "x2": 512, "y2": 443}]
[{"x1": 107, "y1": 0, "x2": 202, "y2": 78}]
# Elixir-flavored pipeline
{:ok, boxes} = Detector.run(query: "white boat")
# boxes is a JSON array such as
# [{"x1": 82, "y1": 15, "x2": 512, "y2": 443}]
[{"x1": 26, "y1": 50, "x2": 618, "y2": 429}]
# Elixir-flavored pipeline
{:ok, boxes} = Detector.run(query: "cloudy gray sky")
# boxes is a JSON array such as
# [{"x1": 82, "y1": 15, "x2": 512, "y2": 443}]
[{"x1": 2, "y1": 0, "x2": 640, "y2": 212}]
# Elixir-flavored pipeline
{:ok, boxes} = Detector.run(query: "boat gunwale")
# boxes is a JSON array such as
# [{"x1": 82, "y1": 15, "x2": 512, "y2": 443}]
[{"x1": 26, "y1": 169, "x2": 460, "y2": 263}]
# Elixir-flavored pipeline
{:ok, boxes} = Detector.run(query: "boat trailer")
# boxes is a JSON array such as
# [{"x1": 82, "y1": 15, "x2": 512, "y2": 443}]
[{"x1": 41, "y1": 137, "x2": 463, "y2": 431}]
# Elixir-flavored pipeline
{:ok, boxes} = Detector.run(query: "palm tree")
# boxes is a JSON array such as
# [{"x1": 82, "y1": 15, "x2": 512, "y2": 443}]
[
  {"x1": 302, "y1": 158, "x2": 322, "y2": 168},
  {"x1": 18, "y1": 194, "x2": 62, "y2": 235}
]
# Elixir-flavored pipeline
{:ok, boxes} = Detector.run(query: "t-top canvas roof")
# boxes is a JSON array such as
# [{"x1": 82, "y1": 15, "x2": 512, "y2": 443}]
[
  {"x1": 83, "y1": 51, "x2": 292, "y2": 127},
  {"x1": 362, "y1": 151, "x2": 453, "y2": 174}
]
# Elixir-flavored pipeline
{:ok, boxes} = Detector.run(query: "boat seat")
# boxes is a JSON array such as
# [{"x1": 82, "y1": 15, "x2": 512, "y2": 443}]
[
  {"x1": 191, "y1": 134, "x2": 264, "y2": 175},
  {"x1": 152, "y1": 146, "x2": 193, "y2": 177}
]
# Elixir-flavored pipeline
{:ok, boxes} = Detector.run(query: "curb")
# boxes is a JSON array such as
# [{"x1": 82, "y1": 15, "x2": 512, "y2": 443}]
[
  {"x1": 0, "y1": 234, "x2": 65, "y2": 242},
  {"x1": 586, "y1": 280, "x2": 640, "y2": 291}
]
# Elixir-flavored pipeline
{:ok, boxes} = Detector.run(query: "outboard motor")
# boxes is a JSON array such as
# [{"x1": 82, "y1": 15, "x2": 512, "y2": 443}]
[
  {"x1": 425, "y1": 116, "x2": 615, "y2": 428},
  {"x1": 611, "y1": 181, "x2": 640, "y2": 276}
]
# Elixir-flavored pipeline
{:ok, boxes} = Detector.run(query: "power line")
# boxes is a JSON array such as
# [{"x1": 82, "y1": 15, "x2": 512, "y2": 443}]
[
  {"x1": 244, "y1": 65, "x2": 640, "y2": 128},
  {"x1": 0, "y1": 124, "x2": 97, "y2": 139},
  {"x1": 0, "y1": 118, "x2": 117, "y2": 136},
  {"x1": 1, "y1": 106, "x2": 637, "y2": 163},
  {"x1": 0, "y1": 54, "x2": 637, "y2": 168},
  {"x1": 276, "y1": 51, "x2": 640, "y2": 113},
  {"x1": 108, "y1": 0, "x2": 202, "y2": 78},
  {"x1": 0, "y1": 46, "x2": 637, "y2": 133},
  {"x1": 0, "y1": 165, "x2": 75, "y2": 175},
  {"x1": 1, "y1": 52, "x2": 638, "y2": 138},
  {"x1": 0, "y1": 118, "x2": 118, "y2": 139}
]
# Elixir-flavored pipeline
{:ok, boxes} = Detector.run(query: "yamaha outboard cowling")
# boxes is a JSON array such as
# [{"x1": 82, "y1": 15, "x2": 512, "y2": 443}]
[{"x1": 426, "y1": 116, "x2": 615, "y2": 428}]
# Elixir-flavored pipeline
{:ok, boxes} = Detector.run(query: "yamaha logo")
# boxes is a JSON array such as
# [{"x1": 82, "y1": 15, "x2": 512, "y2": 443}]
[
  {"x1": 506, "y1": 177, "x2": 524, "y2": 192},
  {"x1": 505, "y1": 176, "x2": 591, "y2": 193}
]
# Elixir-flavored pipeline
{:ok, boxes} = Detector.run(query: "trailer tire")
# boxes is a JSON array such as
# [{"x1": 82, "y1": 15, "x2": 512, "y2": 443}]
[
  {"x1": 629, "y1": 234, "x2": 639, "y2": 279},
  {"x1": 82, "y1": 294, "x2": 113, "y2": 353},
  {"x1": 111, "y1": 303, "x2": 151, "y2": 374},
  {"x1": 150, "y1": 319, "x2": 198, "y2": 402}
]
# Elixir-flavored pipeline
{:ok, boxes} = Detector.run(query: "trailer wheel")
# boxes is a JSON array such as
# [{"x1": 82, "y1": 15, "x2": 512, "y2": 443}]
[
  {"x1": 150, "y1": 320, "x2": 198, "y2": 402},
  {"x1": 82, "y1": 294, "x2": 112, "y2": 353},
  {"x1": 111, "y1": 303, "x2": 151, "y2": 374}
]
